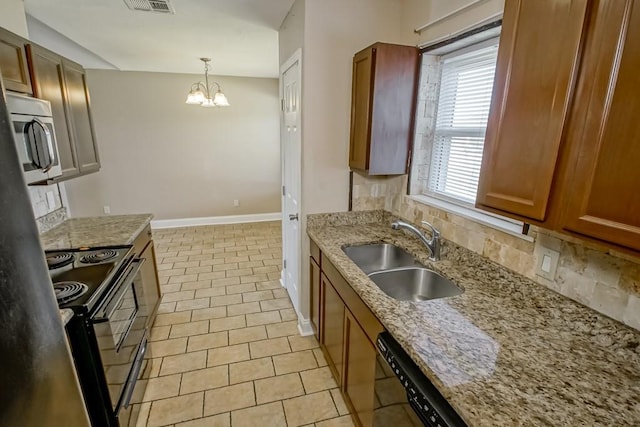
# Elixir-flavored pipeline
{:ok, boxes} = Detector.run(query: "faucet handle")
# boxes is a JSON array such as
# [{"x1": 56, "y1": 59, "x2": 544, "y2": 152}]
[{"x1": 421, "y1": 221, "x2": 440, "y2": 238}]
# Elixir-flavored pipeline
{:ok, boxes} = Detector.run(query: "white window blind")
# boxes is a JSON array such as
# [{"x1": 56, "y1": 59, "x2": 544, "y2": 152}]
[{"x1": 427, "y1": 42, "x2": 499, "y2": 204}]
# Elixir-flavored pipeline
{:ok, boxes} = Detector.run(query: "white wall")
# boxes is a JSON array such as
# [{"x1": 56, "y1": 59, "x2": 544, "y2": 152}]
[
  {"x1": 279, "y1": 0, "x2": 305, "y2": 66},
  {"x1": 279, "y1": 0, "x2": 407, "y2": 321},
  {"x1": 301, "y1": 0, "x2": 406, "y2": 216},
  {"x1": 63, "y1": 70, "x2": 281, "y2": 220},
  {"x1": 0, "y1": 0, "x2": 28, "y2": 37}
]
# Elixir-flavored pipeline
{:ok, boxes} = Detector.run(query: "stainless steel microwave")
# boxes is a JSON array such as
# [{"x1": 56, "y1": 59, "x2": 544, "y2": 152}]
[{"x1": 6, "y1": 92, "x2": 62, "y2": 184}]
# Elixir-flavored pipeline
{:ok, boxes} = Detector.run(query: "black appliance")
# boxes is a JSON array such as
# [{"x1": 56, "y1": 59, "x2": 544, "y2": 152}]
[
  {"x1": 375, "y1": 332, "x2": 467, "y2": 427},
  {"x1": 46, "y1": 246, "x2": 150, "y2": 427},
  {"x1": 0, "y1": 79, "x2": 90, "y2": 426}
]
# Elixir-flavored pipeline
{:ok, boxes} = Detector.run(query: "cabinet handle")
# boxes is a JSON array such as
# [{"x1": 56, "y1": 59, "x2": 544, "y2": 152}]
[{"x1": 289, "y1": 214, "x2": 299, "y2": 221}]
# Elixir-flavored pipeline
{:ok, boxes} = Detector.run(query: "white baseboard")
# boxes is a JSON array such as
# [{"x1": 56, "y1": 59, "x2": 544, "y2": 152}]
[
  {"x1": 151, "y1": 212, "x2": 281, "y2": 229},
  {"x1": 297, "y1": 318, "x2": 315, "y2": 336}
]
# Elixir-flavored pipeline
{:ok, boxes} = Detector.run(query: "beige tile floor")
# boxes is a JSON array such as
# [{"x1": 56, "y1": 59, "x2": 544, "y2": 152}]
[{"x1": 135, "y1": 221, "x2": 355, "y2": 427}]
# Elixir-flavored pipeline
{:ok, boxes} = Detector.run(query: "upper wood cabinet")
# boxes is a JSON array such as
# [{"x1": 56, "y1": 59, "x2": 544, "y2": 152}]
[
  {"x1": 0, "y1": 27, "x2": 32, "y2": 94},
  {"x1": 28, "y1": 44, "x2": 101, "y2": 181},
  {"x1": 560, "y1": 0, "x2": 640, "y2": 251},
  {"x1": 27, "y1": 45, "x2": 80, "y2": 178},
  {"x1": 349, "y1": 42, "x2": 418, "y2": 175},
  {"x1": 62, "y1": 60, "x2": 100, "y2": 174},
  {"x1": 476, "y1": 0, "x2": 589, "y2": 221},
  {"x1": 476, "y1": 0, "x2": 640, "y2": 253}
]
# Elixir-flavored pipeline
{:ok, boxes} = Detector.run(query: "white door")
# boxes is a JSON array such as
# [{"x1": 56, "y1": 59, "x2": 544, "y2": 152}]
[{"x1": 280, "y1": 50, "x2": 302, "y2": 315}]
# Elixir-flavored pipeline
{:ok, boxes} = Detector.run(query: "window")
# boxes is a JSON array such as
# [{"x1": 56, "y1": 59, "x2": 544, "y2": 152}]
[
  {"x1": 410, "y1": 36, "x2": 528, "y2": 238},
  {"x1": 427, "y1": 41, "x2": 498, "y2": 205}
]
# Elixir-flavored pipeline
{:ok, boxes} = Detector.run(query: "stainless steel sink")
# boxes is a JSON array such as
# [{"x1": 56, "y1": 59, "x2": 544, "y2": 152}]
[
  {"x1": 368, "y1": 268, "x2": 463, "y2": 302},
  {"x1": 342, "y1": 243, "x2": 422, "y2": 274}
]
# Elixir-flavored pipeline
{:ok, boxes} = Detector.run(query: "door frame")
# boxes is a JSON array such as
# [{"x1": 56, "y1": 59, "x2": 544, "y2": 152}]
[{"x1": 280, "y1": 48, "x2": 306, "y2": 331}]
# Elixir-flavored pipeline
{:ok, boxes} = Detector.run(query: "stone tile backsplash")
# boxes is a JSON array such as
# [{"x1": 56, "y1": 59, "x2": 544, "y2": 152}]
[
  {"x1": 351, "y1": 175, "x2": 640, "y2": 331},
  {"x1": 29, "y1": 184, "x2": 62, "y2": 218},
  {"x1": 28, "y1": 183, "x2": 68, "y2": 233}
]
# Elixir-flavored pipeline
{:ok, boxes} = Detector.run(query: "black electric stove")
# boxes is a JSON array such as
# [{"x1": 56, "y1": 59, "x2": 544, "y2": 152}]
[
  {"x1": 46, "y1": 246, "x2": 135, "y2": 314},
  {"x1": 46, "y1": 244, "x2": 149, "y2": 427}
]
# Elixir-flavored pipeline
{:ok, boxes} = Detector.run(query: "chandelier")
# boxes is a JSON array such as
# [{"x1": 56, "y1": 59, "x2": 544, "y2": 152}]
[{"x1": 185, "y1": 58, "x2": 230, "y2": 107}]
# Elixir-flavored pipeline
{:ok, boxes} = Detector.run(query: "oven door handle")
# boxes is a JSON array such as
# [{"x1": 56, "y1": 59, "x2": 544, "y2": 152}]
[
  {"x1": 118, "y1": 334, "x2": 147, "y2": 413},
  {"x1": 93, "y1": 258, "x2": 145, "y2": 324}
]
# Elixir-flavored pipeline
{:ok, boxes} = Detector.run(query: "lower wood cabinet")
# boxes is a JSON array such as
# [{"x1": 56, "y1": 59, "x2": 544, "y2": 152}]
[
  {"x1": 343, "y1": 310, "x2": 377, "y2": 427},
  {"x1": 311, "y1": 239, "x2": 383, "y2": 427},
  {"x1": 321, "y1": 273, "x2": 345, "y2": 382},
  {"x1": 310, "y1": 240, "x2": 322, "y2": 340}
]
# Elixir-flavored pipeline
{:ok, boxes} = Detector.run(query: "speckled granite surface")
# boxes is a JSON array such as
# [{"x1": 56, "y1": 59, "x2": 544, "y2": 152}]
[
  {"x1": 307, "y1": 211, "x2": 640, "y2": 427},
  {"x1": 60, "y1": 309, "x2": 74, "y2": 326},
  {"x1": 40, "y1": 214, "x2": 153, "y2": 250}
]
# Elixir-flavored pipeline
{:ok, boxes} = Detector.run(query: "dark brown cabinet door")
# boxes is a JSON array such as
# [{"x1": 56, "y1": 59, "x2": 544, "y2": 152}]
[
  {"x1": 349, "y1": 43, "x2": 418, "y2": 175},
  {"x1": 310, "y1": 256, "x2": 322, "y2": 340},
  {"x1": 0, "y1": 27, "x2": 32, "y2": 94},
  {"x1": 62, "y1": 60, "x2": 100, "y2": 174},
  {"x1": 321, "y1": 274, "x2": 344, "y2": 383},
  {"x1": 27, "y1": 45, "x2": 79, "y2": 178},
  {"x1": 343, "y1": 309, "x2": 377, "y2": 427},
  {"x1": 350, "y1": 48, "x2": 373, "y2": 171},
  {"x1": 560, "y1": 0, "x2": 640, "y2": 251},
  {"x1": 476, "y1": 0, "x2": 589, "y2": 221}
]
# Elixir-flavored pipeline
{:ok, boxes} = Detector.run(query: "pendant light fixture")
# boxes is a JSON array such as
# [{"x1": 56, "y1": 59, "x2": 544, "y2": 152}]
[{"x1": 185, "y1": 58, "x2": 230, "y2": 107}]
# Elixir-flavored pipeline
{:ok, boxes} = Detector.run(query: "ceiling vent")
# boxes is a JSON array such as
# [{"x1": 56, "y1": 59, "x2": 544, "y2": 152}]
[{"x1": 123, "y1": 0, "x2": 175, "y2": 14}]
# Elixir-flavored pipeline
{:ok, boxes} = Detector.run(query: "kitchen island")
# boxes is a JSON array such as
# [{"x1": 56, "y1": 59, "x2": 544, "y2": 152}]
[{"x1": 308, "y1": 210, "x2": 640, "y2": 426}]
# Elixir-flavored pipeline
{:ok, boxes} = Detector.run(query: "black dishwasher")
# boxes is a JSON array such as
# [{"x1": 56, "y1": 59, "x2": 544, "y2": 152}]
[{"x1": 374, "y1": 332, "x2": 467, "y2": 427}]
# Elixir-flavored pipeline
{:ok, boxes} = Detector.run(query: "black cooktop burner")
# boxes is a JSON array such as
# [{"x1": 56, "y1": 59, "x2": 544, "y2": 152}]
[
  {"x1": 54, "y1": 281, "x2": 89, "y2": 304},
  {"x1": 80, "y1": 249, "x2": 118, "y2": 264},
  {"x1": 46, "y1": 252, "x2": 75, "y2": 270}
]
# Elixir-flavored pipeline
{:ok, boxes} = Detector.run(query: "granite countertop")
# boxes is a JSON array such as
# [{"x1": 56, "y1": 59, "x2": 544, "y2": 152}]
[
  {"x1": 40, "y1": 214, "x2": 153, "y2": 250},
  {"x1": 60, "y1": 309, "x2": 74, "y2": 326},
  {"x1": 307, "y1": 211, "x2": 640, "y2": 427}
]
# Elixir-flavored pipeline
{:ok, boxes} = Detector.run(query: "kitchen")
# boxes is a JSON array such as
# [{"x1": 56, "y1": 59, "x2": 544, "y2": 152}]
[{"x1": 2, "y1": 1, "x2": 639, "y2": 425}]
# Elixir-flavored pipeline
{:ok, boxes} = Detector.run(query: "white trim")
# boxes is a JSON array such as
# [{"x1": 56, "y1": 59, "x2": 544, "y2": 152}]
[
  {"x1": 151, "y1": 212, "x2": 281, "y2": 229},
  {"x1": 410, "y1": 195, "x2": 534, "y2": 242},
  {"x1": 297, "y1": 318, "x2": 314, "y2": 336}
]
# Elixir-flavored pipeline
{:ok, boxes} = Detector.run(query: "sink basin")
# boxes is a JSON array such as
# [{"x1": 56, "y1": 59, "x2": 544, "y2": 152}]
[
  {"x1": 342, "y1": 243, "x2": 422, "y2": 274},
  {"x1": 368, "y1": 268, "x2": 463, "y2": 301}
]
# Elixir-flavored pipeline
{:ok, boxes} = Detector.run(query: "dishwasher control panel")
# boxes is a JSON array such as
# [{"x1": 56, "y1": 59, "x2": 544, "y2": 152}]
[{"x1": 376, "y1": 332, "x2": 467, "y2": 427}]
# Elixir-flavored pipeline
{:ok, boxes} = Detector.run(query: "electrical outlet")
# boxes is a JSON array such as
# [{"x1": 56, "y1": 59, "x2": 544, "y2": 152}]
[
  {"x1": 233, "y1": 199, "x2": 240, "y2": 207},
  {"x1": 103, "y1": 205, "x2": 111, "y2": 214},
  {"x1": 536, "y1": 247, "x2": 560, "y2": 280}
]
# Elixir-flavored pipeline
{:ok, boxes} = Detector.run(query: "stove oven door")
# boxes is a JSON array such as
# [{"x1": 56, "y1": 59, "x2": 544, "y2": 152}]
[{"x1": 92, "y1": 258, "x2": 146, "y2": 413}]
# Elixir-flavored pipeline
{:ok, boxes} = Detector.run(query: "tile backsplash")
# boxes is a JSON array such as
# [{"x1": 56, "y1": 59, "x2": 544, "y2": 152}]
[
  {"x1": 28, "y1": 183, "x2": 67, "y2": 233},
  {"x1": 351, "y1": 174, "x2": 640, "y2": 331}
]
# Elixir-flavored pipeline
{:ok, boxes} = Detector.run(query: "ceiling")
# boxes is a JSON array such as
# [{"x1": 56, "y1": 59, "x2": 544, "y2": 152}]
[{"x1": 24, "y1": 0, "x2": 296, "y2": 78}]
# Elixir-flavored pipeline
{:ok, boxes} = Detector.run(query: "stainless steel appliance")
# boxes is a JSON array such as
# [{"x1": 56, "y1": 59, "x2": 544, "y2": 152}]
[
  {"x1": 6, "y1": 92, "x2": 62, "y2": 184},
  {"x1": 374, "y1": 332, "x2": 467, "y2": 427},
  {"x1": 47, "y1": 246, "x2": 151, "y2": 427},
  {"x1": 0, "y1": 79, "x2": 90, "y2": 427}
]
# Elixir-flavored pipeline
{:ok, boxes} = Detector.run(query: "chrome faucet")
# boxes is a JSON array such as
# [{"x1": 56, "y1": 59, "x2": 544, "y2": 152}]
[{"x1": 391, "y1": 220, "x2": 441, "y2": 261}]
